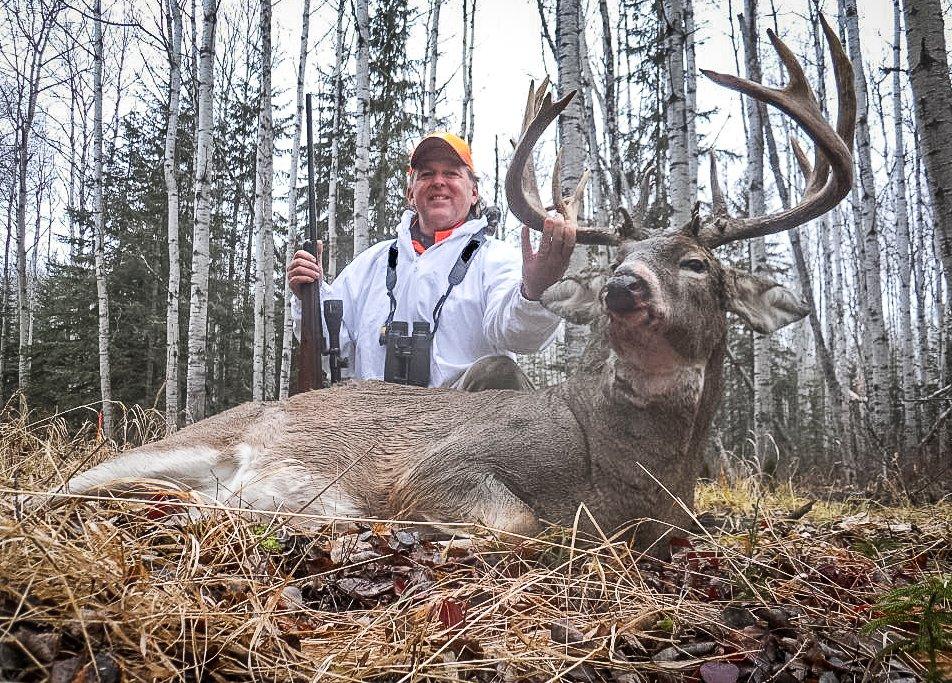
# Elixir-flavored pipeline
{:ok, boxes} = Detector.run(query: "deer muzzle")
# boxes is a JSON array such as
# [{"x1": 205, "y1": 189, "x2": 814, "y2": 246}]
[{"x1": 605, "y1": 275, "x2": 651, "y2": 314}]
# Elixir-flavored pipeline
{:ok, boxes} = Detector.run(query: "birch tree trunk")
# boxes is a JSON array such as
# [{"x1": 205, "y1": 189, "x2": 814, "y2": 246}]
[
  {"x1": 839, "y1": 0, "x2": 892, "y2": 455},
  {"x1": 13, "y1": 3, "x2": 63, "y2": 402},
  {"x1": 1, "y1": 200, "x2": 10, "y2": 399},
  {"x1": 902, "y1": 0, "x2": 952, "y2": 295},
  {"x1": 424, "y1": 0, "x2": 440, "y2": 131},
  {"x1": 683, "y1": 0, "x2": 698, "y2": 204},
  {"x1": 185, "y1": 0, "x2": 218, "y2": 424},
  {"x1": 762, "y1": 93, "x2": 853, "y2": 478},
  {"x1": 598, "y1": 0, "x2": 622, "y2": 211},
  {"x1": 739, "y1": 5, "x2": 774, "y2": 471},
  {"x1": 555, "y1": 0, "x2": 589, "y2": 370},
  {"x1": 891, "y1": 0, "x2": 917, "y2": 445},
  {"x1": 326, "y1": 0, "x2": 345, "y2": 280},
  {"x1": 164, "y1": 0, "x2": 184, "y2": 429},
  {"x1": 93, "y1": 0, "x2": 113, "y2": 439},
  {"x1": 460, "y1": 0, "x2": 476, "y2": 145},
  {"x1": 279, "y1": 0, "x2": 312, "y2": 400},
  {"x1": 662, "y1": 0, "x2": 692, "y2": 226},
  {"x1": 253, "y1": 0, "x2": 275, "y2": 402},
  {"x1": 353, "y1": 0, "x2": 371, "y2": 256}
]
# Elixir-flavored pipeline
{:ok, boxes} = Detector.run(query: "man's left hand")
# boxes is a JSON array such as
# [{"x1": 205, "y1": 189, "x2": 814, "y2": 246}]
[{"x1": 520, "y1": 214, "x2": 577, "y2": 301}]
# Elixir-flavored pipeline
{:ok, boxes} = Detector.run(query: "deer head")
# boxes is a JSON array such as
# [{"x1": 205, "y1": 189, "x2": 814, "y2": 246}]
[{"x1": 508, "y1": 16, "x2": 854, "y2": 376}]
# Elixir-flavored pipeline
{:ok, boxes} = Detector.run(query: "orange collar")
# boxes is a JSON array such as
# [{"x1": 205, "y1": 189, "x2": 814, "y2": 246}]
[{"x1": 411, "y1": 219, "x2": 465, "y2": 254}]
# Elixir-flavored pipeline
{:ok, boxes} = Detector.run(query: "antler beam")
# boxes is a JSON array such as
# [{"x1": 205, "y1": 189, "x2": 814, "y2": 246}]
[
  {"x1": 697, "y1": 14, "x2": 855, "y2": 248},
  {"x1": 505, "y1": 80, "x2": 618, "y2": 245}
]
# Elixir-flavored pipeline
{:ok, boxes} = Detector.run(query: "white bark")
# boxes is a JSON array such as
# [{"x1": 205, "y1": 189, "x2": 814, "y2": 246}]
[
  {"x1": 93, "y1": 0, "x2": 113, "y2": 439},
  {"x1": 253, "y1": 0, "x2": 275, "y2": 402},
  {"x1": 461, "y1": 0, "x2": 475, "y2": 144},
  {"x1": 662, "y1": 0, "x2": 692, "y2": 226},
  {"x1": 683, "y1": 0, "x2": 698, "y2": 204},
  {"x1": 353, "y1": 0, "x2": 371, "y2": 255},
  {"x1": 555, "y1": 0, "x2": 589, "y2": 370},
  {"x1": 424, "y1": 0, "x2": 440, "y2": 132},
  {"x1": 279, "y1": 0, "x2": 312, "y2": 400},
  {"x1": 10, "y1": 1, "x2": 63, "y2": 400},
  {"x1": 185, "y1": 0, "x2": 217, "y2": 424},
  {"x1": 739, "y1": 4, "x2": 773, "y2": 469},
  {"x1": 326, "y1": 0, "x2": 345, "y2": 280},
  {"x1": 891, "y1": 0, "x2": 917, "y2": 445},
  {"x1": 902, "y1": 0, "x2": 952, "y2": 295},
  {"x1": 839, "y1": 0, "x2": 892, "y2": 453},
  {"x1": 598, "y1": 0, "x2": 622, "y2": 211},
  {"x1": 164, "y1": 0, "x2": 183, "y2": 429}
]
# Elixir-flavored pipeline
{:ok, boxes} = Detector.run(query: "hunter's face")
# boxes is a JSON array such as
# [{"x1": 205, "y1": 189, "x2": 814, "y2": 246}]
[{"x1": 409, "y1": 154, "x2": 478, "y2": 236}]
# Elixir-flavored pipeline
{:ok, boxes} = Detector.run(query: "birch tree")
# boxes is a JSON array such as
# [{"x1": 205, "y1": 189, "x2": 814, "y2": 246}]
[
  {"x1": 555, "y1": 0, "x2": 588, "y2": 369},
  {"x1": 353, "y1": 0, "x2": 370, "y2": 255},
  {"x1": 325, "y1": 0, "x2": 346, "y2": 280},
  {"x1": 739, "y1": 4, "x2": 772, "y2": 469},
  {"x1": 838, "y1": 0, "x2": 892, "y2": 452},
  {"x1": 598, "y1": 0, "x2": 622, "y2": 211},
  {"x1": 662, "y1": 0, "x2": 692, "y2": 225},
  {"x1": 460, "y1": 0, "x2": 475, "y2": 145},
  {"x1": 93, "y1": 0, "x2": 113, "y2": 439},
  {"x1": 683, "y1": 0, "x2": 697, "y2": 204},
  {"x1": 185, "y1": 0, "x2": 217, "y2": 424},
  {"x1": 252, "y1": 0, "x2": 275, "y2": 402},
  {"x1": 424, "y1": 0, "x2": 440, "y2": 132},
  {"x1": 279, "y1": 0, "x2": 312, "y2": 400},
  {"x1": 902, "y1": 0, "x2": 952, "y2": 296},
  {"x1": 4, "y1": 0, "x2": 64, "y2": 401},
  {"x1": 164, "y1": 0, "x2": 183, "y2": 428},
  {"x1": 891, "y1": 0, "x2": 916, "y2": 445}
]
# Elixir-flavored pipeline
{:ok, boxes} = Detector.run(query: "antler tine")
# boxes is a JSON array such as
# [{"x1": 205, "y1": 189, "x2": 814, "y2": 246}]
[
  {"x1": 634, "y1": 164, "x2": 654, "y2": 222},
  {"x1": 708, "y1": 153, "x2": 729, "y2": 220},
  {"x1": 695, "y1": 14, "x2": 855, "y2": 248},
  {"x1": 505, "y1": 80, "x2": 617, "y2": 245}
]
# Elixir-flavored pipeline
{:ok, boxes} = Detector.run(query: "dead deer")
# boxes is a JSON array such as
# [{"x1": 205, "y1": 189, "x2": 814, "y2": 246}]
[{"x1": 47, "y1": 19, "x2": 854, "y2": 554}]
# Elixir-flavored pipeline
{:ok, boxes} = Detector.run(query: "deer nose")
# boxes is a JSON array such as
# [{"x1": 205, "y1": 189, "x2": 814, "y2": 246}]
[{"x1": 605, "y1": 274, "x2": 649, "y2": 313}]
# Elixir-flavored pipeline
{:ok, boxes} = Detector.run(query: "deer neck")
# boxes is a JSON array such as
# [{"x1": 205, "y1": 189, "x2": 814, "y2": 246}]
[{"x1": 604, "y1": 352, "x2": 706, "y2": 414}]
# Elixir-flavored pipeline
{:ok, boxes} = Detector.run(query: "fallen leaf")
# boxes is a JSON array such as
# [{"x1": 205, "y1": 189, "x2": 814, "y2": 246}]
[{"x1": 699, "y1": 661, "x2": 739, "y2": 683}]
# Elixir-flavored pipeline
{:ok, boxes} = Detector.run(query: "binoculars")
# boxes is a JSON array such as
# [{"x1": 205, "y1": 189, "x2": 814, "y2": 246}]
[{"x1": 382, "y1": 321, "x2": 433, "y2": 387}]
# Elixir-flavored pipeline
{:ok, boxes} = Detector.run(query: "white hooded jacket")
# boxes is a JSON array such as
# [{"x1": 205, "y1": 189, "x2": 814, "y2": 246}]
[{"x1": 291, "y1": 210, "x2": 561, "y2": 387}]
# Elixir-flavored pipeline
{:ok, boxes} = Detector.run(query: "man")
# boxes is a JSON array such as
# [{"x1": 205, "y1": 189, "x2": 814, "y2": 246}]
[{"x1": 287, "y1": 132, "x2": 576, "y2": 389}]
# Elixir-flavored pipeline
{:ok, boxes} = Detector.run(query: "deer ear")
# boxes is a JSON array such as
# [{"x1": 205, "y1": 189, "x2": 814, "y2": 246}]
[
  {"x1": 723, "y1": 267, "x2": 810, "y2": 333},
  {"x1": 539, "y1": 273, "x2": 605, "y2": 325}
]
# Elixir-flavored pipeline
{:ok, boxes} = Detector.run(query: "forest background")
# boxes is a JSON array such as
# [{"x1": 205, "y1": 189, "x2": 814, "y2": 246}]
[{"x1": 2, "y1": 0, "x2": 950, "y2": 495}]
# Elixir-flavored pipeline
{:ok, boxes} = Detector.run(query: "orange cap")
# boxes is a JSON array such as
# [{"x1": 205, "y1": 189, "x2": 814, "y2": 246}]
[{"x1": 410, "y1": 132, "x2": 475, "y2": 173}]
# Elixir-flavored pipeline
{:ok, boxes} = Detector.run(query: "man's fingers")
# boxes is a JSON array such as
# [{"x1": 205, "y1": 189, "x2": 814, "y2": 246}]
[
  {"x1": 521, "y1": 225, "x2": 533, "y2": 262},
  {"x1": 561, "y1": 220, "x2": 577, "y2": 260},
  {"x1": 538, "y1": 218, "x2": 555, "y2": 257},
  {"x1": 294, "y1": 249, "x2": 317, "y2": 263}
]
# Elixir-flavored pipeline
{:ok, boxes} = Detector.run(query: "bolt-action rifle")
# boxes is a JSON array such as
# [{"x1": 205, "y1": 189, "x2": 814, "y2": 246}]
[{"x1": 297, "y1": 93, "x2": 326, "y2": 391}]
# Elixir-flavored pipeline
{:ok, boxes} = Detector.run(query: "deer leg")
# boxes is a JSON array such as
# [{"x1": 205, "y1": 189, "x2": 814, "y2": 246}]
[
  {"x1": 451, "y1": 355, "x2": 534, "y2": 392},
  {"x1": 467, "y1": 475, "x2": 542, "y2": 537}
]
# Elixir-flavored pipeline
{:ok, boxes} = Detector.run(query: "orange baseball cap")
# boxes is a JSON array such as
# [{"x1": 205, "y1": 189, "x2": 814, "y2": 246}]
[{"x1": 410, "y1": 132, "x2": 475, "y2": 173}]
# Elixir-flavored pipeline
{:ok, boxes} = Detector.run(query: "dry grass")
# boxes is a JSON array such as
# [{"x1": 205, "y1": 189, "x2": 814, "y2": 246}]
[{"x1": 0, "y1": 412, "x2": 949, "y2": 681}]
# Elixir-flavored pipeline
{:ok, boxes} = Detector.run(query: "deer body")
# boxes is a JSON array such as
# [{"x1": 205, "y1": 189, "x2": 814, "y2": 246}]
[{"x1": 66, "y1": 349, "x2": 716, "y2": 546}]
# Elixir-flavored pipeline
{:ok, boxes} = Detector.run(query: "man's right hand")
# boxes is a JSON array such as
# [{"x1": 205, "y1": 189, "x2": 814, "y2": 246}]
[{"x1": 288, "y1": 241, "x2": 324, "y2": 298}]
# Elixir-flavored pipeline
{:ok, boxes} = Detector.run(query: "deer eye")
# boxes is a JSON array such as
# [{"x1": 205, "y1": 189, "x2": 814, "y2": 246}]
[{"x1": 680, "y1": 258, "x2": 707, "y2": 273}]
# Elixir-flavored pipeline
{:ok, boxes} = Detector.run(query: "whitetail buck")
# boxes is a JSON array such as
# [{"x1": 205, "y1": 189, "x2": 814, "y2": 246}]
[{"x1": 49, "y1": 19, "x2": 854, "y2": 553}]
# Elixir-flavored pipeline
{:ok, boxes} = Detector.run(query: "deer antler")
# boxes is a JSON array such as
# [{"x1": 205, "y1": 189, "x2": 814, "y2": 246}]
[
  {"x1": 505, "y1": 80, "x2": 617, "y2": 245},
  {"x1": 696, "y1": 14, "x2": 855, "y2": 248}
]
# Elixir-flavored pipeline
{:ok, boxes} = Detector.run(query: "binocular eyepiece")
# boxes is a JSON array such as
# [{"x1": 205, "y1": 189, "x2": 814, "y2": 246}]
[{"x1": 382, "y1": 321, "x2": 432, "y2": 387}]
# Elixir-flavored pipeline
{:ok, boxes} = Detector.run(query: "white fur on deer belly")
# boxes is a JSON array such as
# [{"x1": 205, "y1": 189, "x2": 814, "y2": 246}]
[{"x1": 223, "y1": 443, "x2": 360, "y2": 517}]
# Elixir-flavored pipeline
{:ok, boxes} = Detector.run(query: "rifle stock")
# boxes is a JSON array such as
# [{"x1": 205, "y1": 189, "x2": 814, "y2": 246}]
[{"x1": 298, "y1": 93, "x2": 325, "y2": 391}]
